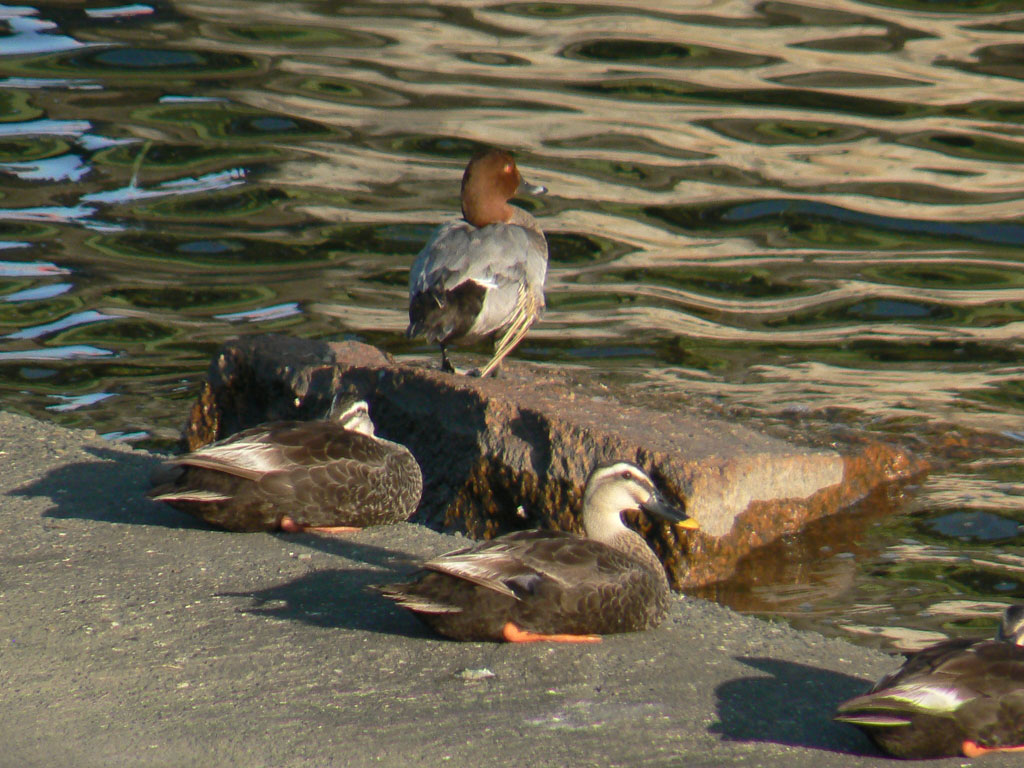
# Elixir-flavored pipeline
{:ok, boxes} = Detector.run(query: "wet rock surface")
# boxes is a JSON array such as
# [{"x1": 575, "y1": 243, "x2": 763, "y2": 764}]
[
  {"x1": 182, "y1": 334, "x2": 925, "y2": 588},
  {"x1": 0, "y1": 410, "x2": 948, "y2": 767}
]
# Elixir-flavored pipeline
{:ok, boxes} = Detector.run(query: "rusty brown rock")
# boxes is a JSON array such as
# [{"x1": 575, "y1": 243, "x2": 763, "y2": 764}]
[{"x1": 181, "y1": 333, "x2": 926, "y2": 587}]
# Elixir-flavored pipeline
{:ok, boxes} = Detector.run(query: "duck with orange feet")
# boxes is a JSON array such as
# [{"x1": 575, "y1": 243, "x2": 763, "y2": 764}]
[
  {"x1": 835, "y1": 604, "x2": 1024, "y2": 759},
  {"x1": 147, "y1": 397, "x2": 422, "y2": 534},
  {"x1": 376, "y1": 462, "x2": 699, "y2": 643}
]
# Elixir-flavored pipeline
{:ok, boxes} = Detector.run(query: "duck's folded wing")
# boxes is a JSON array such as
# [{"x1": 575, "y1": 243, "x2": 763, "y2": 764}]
[
  {"x1": 165, "y1": 423, "x2": 389, "y2": 481},
  {"x1": 423, "y1": 532, "x2": 579, "y2": 597},
  {"x1": 425, "y1": 531, "x2": 636, "y2": 600},
  {"x1": 411, "y1": 222, "x2": 534, "y2": 294},
  {"x1": 164, "y1": 435, "x2": 287, "y2": 480},
  {"x1": 836, "y1": 681, "x2": 975, "y2": 723},
  {"x1": 425, "y1": 545, "x2": 544, "y2": 600},
  {"x1": 279, "y1": 424, "x2": 391, "y2": 468}
]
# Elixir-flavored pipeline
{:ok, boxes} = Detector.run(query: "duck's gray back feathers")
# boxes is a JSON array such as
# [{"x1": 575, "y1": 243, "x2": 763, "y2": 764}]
[{"x1": 408, "y1": 217, "x2": 547, "y2": 346}]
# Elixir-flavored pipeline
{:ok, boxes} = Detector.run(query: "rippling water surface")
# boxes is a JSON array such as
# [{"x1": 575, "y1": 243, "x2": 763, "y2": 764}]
[{"x1": 2, "y1": 0, "x2": 1024, "y2": 650}]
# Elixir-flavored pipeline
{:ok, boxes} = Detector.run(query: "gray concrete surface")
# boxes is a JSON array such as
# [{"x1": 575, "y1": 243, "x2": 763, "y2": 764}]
[{"x1": 0, "y1": 411, "x2": 981, "y2": 767}]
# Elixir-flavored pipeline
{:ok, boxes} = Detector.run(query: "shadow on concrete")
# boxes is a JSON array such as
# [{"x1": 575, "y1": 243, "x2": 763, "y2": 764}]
[
  {"x1": 13, "y1": 446, "x2": 209, "y2": 530},
  {"x1": 217, "y1": 539, "x2": 433, "y2": 639},
  {"x1": 711, "y1": 656, "x2": 879, "y2": 756},
  {"x1": 270, "y1": 526, "x2": 439, "y2": 564}
]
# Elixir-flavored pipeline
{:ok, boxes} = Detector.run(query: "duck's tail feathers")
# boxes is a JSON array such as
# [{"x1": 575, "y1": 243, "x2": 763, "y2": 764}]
[
  {"x1": 833, "y1": 712, "x2": 912, "y2": 728},
  {"x1": 148, "y1": 488, "x2": 232, "y2": 503},
  {"x1": 478, "y1": 289, "x2": 538, "y2": 377},
  {"x1": 371, "y1": 583, "x2": 463, "y2": 615}
]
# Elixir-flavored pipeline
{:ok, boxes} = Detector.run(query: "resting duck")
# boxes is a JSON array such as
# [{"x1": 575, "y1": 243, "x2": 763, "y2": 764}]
[
  {"x1": 147, "y1": 398, "x2": 422, "y2": 533},
  {"x1": 835, "y1": 604, "x2": 1024, "y2": 759},
  {"x1": 407, "y1": 148, "x2": 548, "y2": 377},
  {"x1": 377, "y1": 462, "x2": 699, "y2": 642}
]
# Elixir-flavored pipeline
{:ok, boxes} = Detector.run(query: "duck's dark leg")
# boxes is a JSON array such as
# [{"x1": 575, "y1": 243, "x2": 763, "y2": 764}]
[
  {"x1": 501, "y1": 622, "x2": 601, "y2": 644},
  {"x1": 279, "y1": 516, "x2": 360, "y2": 535},
  {"x1": 440, "y1": 345, "x2": 455, "y2": 373},
  {"x1": 962, "y1": 741, "x2": 1024, "y2": 758}
]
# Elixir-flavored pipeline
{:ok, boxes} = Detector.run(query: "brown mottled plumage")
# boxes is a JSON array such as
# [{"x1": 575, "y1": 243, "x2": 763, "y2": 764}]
[
  {"x1": 376, "y1": 462, "x2": 698, "y2": 642},
  {"x1": 835, "y1": 604, "x2": 1024, "y2": 759},
  {"x1": 147, "y1": 400, "x2": 422, "y2": 532}
]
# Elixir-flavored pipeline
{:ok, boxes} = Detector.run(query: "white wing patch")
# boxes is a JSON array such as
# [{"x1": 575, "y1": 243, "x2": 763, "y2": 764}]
[
  {"x1": 149, "y1": 489, "x2": 232, "y2": 503},
  {"x1": 169, "y1": 441, "x2": 283, "y2": 479},
  {"x1": 426, "y1": 551, "x2": 523, "y2": 600},
  {"x1": 834, "y1": 714, "x2": 912, "y2": 728},
  {"x1": 470, "y1": 276, "x2": 497, "y2": 290},
  {"x1": 878, "y1": 682, "x2": 973, "y2": 713}
]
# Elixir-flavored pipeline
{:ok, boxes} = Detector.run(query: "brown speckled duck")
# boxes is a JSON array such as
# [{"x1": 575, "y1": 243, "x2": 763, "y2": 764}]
[
  {"x1": 377, "y1": 462, "x2": 698, "y2": 643},
  {"x1": 147, "y1": 399, "x2": 422, "y2": 533},
  {"x1": 835, "y1": 604, "x2": 1024, "y2": 759}
]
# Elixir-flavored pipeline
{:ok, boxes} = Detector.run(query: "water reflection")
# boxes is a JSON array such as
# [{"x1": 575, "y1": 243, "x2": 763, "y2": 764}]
[
  {"x1": 214, "y1": 302, "x2": 300, "y2": 323},
  {"x1": 0, "y1": 0, "x2": 1022, "y2": 650},
  {"x1": 0, "y1": 118, "x2": 92, "y2": 136},
  {"x1": 0, "y1": 5, "x2": 90, "y2": 57},
  {"x1": 0, "y1": 344, "x2": 114, "y2": 360},
  {"x1": 81, "y1": 166, "x2": 247, "y2": 204},
  {"x1": 45, "y1": 390, "x2": 114, "y2": 411},
  {"x1": 4, "y1": 308, "x2": 117, "y2": 339},
  {"x1": 85, "y1": 5, "x2": 154, "y2": 21},
  {"x1": 0, "y1": 153, "x2": 88, "y2": 181},
  {"x1": 0, "y1": 258, "x2": 68, "y2": 277}
]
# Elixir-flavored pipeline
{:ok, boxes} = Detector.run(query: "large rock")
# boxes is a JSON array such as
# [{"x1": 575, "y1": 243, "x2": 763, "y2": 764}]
[{"x1": 181, "y1": 334, "x2": 924, "y2": 588}]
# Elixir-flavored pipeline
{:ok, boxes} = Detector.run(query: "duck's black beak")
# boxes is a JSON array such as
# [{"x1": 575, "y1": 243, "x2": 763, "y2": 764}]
[
  {"x1": 641, "y1": 493, "x2": 699, "y2": 531},
  {"x1": 517, "y1": 175, "x2": 547, "y2": 197}
]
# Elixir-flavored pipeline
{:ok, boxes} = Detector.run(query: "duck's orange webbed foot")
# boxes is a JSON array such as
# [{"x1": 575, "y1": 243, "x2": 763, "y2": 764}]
[
  {"x1": 962, "y1": 741, "x2": 1024, "y2": 758},
  {"x1": 501, "y1": 622, "x2": 602, "y2": 644},
  {"x1": 279, "y1": 516, "x2": 361, "y2": 535}
]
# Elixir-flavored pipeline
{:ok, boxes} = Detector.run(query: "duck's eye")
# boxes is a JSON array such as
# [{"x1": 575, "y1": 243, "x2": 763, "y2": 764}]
[
  {"x1": 621, "y1": 470, "x2": 632, "y2": 480},
  {"x1": 503, "y1": 163, "x2": 513, "y2": 174}
]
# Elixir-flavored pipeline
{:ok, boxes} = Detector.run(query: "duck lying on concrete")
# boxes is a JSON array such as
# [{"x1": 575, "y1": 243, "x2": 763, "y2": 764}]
[
  {"x1": 377, "y1": 462, "x2": 698, "y2": 642},
  {"x1": 835, "y1": 604, "x2": 1024, "y2": 759},
  {"x1": 147, "y1": 398, "x2": 422, "y2": 533},
  {"x1": 407, "y1": 148, "x2": 548, "y2": 377}
]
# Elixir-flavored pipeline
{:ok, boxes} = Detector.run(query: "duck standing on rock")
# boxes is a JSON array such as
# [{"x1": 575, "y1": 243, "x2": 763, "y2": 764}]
[
  {"x1": 376, "y1": 462, "x2": 699, "y2": 643},
  {"x1": 147, "y1": 398, "x2": 422, "y2": 533},
  {"x1": 407, "y1": 148, "x2": 548, "y2": 377},
  {"x1": 835, "y1": 604, "x2": 1024, "y2": 759}
]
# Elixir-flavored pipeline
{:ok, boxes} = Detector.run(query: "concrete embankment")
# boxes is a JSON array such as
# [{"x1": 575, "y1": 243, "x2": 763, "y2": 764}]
[{"x1": 0, "y1": 409, "x2": 970, "y2": 767}]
